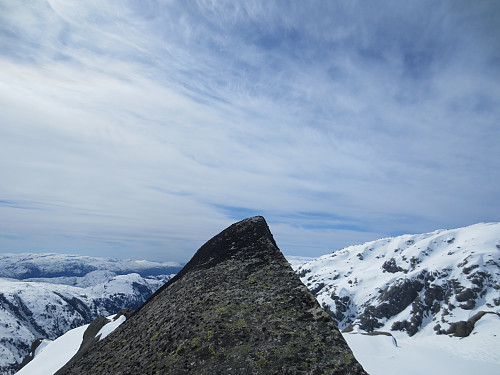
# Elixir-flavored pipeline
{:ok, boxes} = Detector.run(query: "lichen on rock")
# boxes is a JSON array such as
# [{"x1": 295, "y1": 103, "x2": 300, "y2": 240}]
[{"x1": 58, "y1": 217, "x2": 367, "y2": 375}]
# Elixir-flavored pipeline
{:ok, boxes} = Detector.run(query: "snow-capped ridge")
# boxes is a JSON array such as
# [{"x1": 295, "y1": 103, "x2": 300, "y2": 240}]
[
  {"x1": 294, "y1": 221, "x2": 500, "y2": 336},
  {"x1": 290, "y1": 222, "x2": 500, "y2": 375}
]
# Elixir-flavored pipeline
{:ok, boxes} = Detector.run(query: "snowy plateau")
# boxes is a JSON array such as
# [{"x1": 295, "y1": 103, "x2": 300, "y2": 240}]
[
  {"x1": 292, "y1": 222, "x2": 500, "y2": 375},
  {"x1": 0, "y1": 253, "x2": 181, "y2": 375}
]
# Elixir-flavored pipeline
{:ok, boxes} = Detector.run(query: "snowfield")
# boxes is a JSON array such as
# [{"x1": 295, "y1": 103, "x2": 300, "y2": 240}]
[{"x1": 342, "y1": 313, "x2": 500, "y2": 375}]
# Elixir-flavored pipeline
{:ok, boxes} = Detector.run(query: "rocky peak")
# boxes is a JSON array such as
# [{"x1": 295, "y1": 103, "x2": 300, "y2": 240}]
[
  {"x1": 58, "y1": 217, "x2": 367, "y2": 374},
  {"x1": 169, "y1": 216, "x2": 278, "y2": 280}
]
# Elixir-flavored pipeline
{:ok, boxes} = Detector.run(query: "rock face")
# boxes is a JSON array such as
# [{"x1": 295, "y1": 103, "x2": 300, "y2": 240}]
[{"x1": 59, "y1": 217, "x2": 367, "y2": 375}]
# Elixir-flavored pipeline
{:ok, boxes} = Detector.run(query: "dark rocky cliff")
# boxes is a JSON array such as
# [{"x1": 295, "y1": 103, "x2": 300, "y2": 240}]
[{"x1": 59, "y1": 216, "x2": 367, "y2": 375}]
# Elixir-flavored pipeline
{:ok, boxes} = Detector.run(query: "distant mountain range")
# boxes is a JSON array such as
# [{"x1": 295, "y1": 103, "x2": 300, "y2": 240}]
[
  {"x1": 0, "y1": 254, "x2": 182, "y2": 375},
  {"x1": 0, "y1": 253, "x2": 181, "y2": 280}
]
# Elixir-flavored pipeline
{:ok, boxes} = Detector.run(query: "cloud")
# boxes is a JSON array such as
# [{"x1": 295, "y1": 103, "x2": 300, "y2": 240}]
[{"x1": 0, "y1": 1, "x2": 499, "y2": 261}]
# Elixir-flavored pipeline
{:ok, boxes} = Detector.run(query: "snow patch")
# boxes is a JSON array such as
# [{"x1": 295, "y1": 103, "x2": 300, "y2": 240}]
[
  {"x1": 15, "y1": 324, "x2": 89, "y2": 375},
  {"x1": 15, "y1": 314, "x2": 127, "y2": 375},
  {"x1": 97, "y1": 315, "x2": 126, "y2": 341}
]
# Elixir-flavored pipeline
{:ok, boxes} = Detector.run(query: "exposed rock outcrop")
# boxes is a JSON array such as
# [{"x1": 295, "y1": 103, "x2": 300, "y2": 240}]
[
  {"x1": 295, "y1": 222, "x2": 500, "y2": 337},
  {"x1": 59, "y1": 216, "x2": 367, "y2": 375},
  {"x1": 445, "y1": 311, "x2": 500, "y2": 337}
]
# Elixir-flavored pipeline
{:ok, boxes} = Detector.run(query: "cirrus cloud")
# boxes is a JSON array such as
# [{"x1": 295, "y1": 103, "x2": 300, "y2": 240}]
[{"x1": 0, "y1": 0, "x2": 499, "y2": 262}]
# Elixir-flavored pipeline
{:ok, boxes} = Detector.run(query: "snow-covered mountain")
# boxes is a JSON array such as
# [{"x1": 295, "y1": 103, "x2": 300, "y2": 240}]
[
  {"x1": 0, "y1": 253, "x2": 182, "y2": 375},
  {"x1": 291, "y1": 222, "x2": 500, "y2": 374}
]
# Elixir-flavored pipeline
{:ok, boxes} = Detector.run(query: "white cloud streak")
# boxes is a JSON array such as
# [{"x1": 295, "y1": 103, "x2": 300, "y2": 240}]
[{"x1": 0, "y1": 0, "x2": 499, "y2": 261}]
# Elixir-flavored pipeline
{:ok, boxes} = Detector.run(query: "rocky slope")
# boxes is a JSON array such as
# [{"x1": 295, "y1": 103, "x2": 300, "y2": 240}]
[
  {"x1": 294, "y1": 222, "x2": 500, "y2": 338},
  {"x1": 58, "y1": 217, "x2": 367, "y2": 375},
  {"x1": 0, "y1": 254, "x2": 181, "y2": 375}
]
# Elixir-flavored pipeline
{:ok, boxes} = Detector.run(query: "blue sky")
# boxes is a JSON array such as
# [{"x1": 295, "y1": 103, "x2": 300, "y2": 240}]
[{"x1": 1, "y1": 1, "x2": 499, "y2": 262}]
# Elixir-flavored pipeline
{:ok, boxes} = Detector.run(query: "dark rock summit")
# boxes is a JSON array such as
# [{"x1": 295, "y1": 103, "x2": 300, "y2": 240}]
[{"x1": 59, "y1": 217, "x2": 367, "y2": 375}]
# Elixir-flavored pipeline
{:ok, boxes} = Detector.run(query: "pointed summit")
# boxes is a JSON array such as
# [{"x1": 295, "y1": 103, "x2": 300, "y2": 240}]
[
  {"x1": 170, "y1": 216, "x2": 279, "y2": 278},
  {"x1": 59, "y1": 217, "x2": 367, "y2": 375}
]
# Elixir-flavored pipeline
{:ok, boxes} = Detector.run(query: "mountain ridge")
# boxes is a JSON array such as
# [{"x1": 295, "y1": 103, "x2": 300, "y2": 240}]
[
  {"x1": 58, "y1": 216, "x2": 367, "y2": 374},
  {"x1": 294, "y1": 221, "x2": 500, "y2": 337},
  {"x1": 135, "y1": 216, "x2": 278, "y2": 315}
]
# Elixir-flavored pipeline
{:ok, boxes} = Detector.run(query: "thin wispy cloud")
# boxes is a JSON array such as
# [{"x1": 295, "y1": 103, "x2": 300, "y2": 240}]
[{"x1": 1, "y1": 1, "x2": 499, "y2": 262}]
